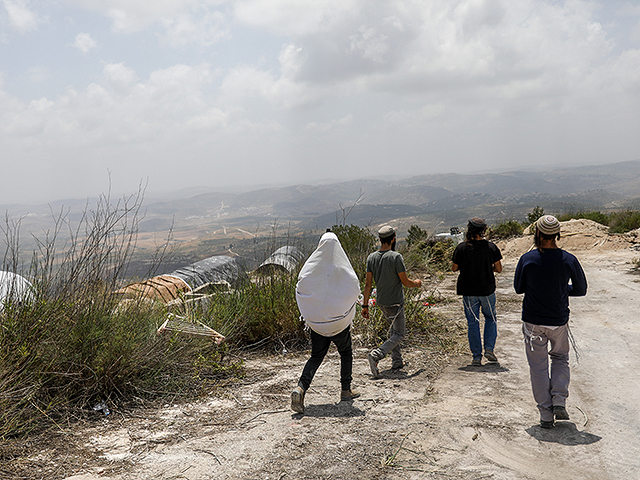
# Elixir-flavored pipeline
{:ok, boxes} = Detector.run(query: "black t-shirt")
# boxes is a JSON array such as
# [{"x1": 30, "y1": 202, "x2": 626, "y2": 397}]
[{"x1": 452, "y1": 239, "x2": 502, "y2": 296}]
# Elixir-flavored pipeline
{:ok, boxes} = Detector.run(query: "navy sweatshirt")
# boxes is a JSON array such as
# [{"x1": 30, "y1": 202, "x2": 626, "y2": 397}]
[{"x1": 514, "y1": 248, "x2": 587, "y2": 326}]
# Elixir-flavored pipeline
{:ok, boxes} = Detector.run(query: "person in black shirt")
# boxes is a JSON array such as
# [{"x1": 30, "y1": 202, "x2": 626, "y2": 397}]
[{"x1": 452, "y1": 218, "x2": 503, "y2": 366}]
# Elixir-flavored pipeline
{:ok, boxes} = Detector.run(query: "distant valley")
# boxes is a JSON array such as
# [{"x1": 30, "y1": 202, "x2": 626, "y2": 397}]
[{"x1": 3, "y1": 160, "x2": 640, "y2": 275}]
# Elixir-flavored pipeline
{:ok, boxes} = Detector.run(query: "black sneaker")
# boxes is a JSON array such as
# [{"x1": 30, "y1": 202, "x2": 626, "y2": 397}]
[
  {"x1": 540, "y1": 420, "x2": 555, "y2": 429},
  {"x1": 368, "y1": 352, "x2": 380, "y2": 378},
  {"x1": 553, "y1": 405, "x2": 570, "y2": 420},
  {"x1": 471, "y1": 358, "x2": 482, "y2": 366}
]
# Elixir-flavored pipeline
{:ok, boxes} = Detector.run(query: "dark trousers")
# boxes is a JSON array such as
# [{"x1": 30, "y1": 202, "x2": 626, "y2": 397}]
[{"x1": 298, "y1": 326, "x2": 353, "y2": 392}]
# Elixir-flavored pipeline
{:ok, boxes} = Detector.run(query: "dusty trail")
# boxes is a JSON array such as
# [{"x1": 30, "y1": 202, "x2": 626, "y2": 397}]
[
  {"x1": 0, "y1": 221, "x2": 625, "y2": 479},
  {"x1": 56, "y1": 245, "x2": 640, "y2": 480},
  {"x1": 568, "y1": 251, "x2": 640, "y2": 478}
]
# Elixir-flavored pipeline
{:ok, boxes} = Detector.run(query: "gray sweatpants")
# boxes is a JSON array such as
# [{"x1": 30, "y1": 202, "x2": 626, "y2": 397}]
[{"x1": 522, "y1": 322, "x2": 570, "y2": 422}]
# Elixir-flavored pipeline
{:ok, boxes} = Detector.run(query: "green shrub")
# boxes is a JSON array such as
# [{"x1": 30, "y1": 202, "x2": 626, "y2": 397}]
[
  {"x1": 402, "y1": 239, "x2": 428, "y2": 271},
  {"x1": 555, "y1": 209, "x2": 640, "y2": 232},
  {"x1": 609, "y1": 210, "x2": 640, "y2": 233},
  {"x1": 402, "y1": 237, "x2": 455, "y2": 273},
  {"x1": 227, "y1": 273, "x2": 304, "y2": 347},
  {"x1": 331, "y1": 224, "x2": 377, "y2": 281},
  {"x1": 427, "y1": 239, "x2": 456, "y2": 271},
  {"x1": 557, "y1": 210, "x2": 611, "y2": 226},
  {"x1": 0, "y1": 192, "x2": 242, "y2": 439},
  {"x1": 488, "y1": 220, "x2": 524, "y2": 239}
]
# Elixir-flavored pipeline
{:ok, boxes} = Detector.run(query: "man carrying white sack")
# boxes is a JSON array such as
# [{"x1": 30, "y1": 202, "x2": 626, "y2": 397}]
[{"x1": 291, "y1": 231, "x2": 362, "y2": 414}]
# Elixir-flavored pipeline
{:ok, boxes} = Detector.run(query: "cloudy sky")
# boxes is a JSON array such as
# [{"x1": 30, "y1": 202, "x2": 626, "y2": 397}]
[{"x1": 1, "y1": 0, "x2": 640, "y2": 205}]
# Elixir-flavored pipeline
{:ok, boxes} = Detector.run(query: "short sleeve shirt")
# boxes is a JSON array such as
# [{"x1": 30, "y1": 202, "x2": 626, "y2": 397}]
[
  {"x1": 452, "y1": 240, "x2": 502, "y2": 296},
  {"x1": 366, "y1": 250, "x2": 406, "y2": 306}
]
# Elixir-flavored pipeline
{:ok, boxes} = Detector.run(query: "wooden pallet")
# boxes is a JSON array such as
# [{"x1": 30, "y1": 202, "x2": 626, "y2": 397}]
[{"x1": 157, "y1": 315, "x2": 225, "y2": 344}]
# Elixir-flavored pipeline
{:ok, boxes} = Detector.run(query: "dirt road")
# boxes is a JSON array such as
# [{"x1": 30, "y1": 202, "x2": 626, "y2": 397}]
[{"x1": 56, "y1": 242, "x2": 639, "y2": 480}]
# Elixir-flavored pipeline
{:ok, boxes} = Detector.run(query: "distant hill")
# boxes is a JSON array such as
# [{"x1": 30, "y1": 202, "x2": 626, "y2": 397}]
[{"x1": 3, "y1": 160, "x2": 640, "y2": 271}]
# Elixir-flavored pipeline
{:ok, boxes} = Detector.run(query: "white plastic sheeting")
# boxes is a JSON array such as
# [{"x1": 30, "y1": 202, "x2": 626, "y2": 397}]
[
  {"x1": 0, "y1": 271, "x2": 33, "y2": 310},
  {"x1": 255, "y1": 246, "x2": 305, "y2": 274},
  {"x1": 170, "y1": 255, "x2": 247, "y2": 290}
]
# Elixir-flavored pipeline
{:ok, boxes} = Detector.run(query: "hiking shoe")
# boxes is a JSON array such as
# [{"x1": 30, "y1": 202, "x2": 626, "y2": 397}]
[
  {"x1": 540, "y1": 420, "x2": 555, "y2": 429},
  {"x1": 553, "y1": 405, "x2": 570, "y2": 420},
  {"x1": 368, "y1": 352, "x2": 380, "y2": 378},
  {"x1": 291, "y1": 386, "x2": 305, "y2": 414},
  {"x1": 471, "y1": 357, "x2": 482, "y2": 366},
  {"x1": 391, "y1": 362, "x2": 406, "y2": 371},
  {"x1": 340, "y1": 389, "x2": 361, "y2": 401},
  {"x1": 484, "y1": 350, "x2": 498, "y2": 362}
]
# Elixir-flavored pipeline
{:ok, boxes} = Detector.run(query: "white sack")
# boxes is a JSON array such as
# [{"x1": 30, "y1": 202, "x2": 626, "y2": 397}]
[{"x1": 296, "y1": 232, "x2": 360, "y2": 337}]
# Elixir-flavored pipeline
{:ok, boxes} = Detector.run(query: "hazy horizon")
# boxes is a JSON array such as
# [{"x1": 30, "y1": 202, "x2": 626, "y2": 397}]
[
  {"x1": 2, "y1": 158, "x2": 638, "y2": 208},
  {"x1": 2, "y1": 1, "x2": 639, "y2": 205}
]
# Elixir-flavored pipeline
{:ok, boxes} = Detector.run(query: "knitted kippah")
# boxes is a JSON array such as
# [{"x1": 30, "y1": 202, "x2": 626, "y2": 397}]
[
  {"x1": 536, "y1": 215, "x2": 560, "y2": 235},
  {"x1": 378, "y1": 225, "x2": 395, "y2": 239}
]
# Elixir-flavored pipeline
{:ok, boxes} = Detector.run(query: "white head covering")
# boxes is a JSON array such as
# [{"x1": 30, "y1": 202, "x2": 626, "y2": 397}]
[{"x1": 296, "y1": 232, "x2": 361, "y2": 337}]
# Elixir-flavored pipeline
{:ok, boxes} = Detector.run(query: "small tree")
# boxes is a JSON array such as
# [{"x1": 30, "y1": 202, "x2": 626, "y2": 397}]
[
  {"x1": 527, "y1": 206, "x2": 545, "y2": 225},
  {"x1": 406, "y1": 225, "x2": 429, "y2": 248}
]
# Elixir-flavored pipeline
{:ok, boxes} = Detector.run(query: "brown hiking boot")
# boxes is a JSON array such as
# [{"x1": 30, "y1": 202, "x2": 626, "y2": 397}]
[
  {"x1": 553, "y1": 405, "x2": 570, "y2": 420},
  {"x1": 291, "y1": 386, "x2": 305, "y2": 414},
  {"x1": 340, "y1": 389, "x2": 361, "y2": 401},
  {"x1": 484, "y1": 350, "x2": 498, "y2": 362}
]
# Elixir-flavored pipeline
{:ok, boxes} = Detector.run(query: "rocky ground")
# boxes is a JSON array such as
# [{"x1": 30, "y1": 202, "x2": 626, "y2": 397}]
[{"x1": 3, "y1": 220, "x2": 640, "y2": 480}]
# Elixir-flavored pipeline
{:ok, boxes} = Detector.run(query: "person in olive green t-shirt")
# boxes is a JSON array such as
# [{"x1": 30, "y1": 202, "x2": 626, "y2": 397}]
[{"x1": 362, "y1": 225, "x2": 421, "y2": 378}]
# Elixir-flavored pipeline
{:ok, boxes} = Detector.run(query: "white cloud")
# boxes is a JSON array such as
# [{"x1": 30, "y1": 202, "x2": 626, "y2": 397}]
[
  {"x1": 72, "y1": 32, "x2": 97, "y2": 52},
  {"x1": 65, "y1": 0, "x2": 197, "y2": 29},
  {"x1": 631, "y1": 19, "x2": 640, "y2": 42},
  {"x1": 64, "y1": 0, "x2": 230, "y2": 42},
  {"x1": 348, "y1": 25, "x2": 389, "y2": 63},
  {"x1": 306, "y1": 114, "x2": 354, "y2": 132},
  {"x1": 160, "y1": 9, "x2": 229, "y2": 46},
  {"x1": 2, "y1": 0, "x2": 640, "y2": 204},
  {"x1": 233, "y1": 0, "x2": 362, "y2": 36},
  {"x1": 103, "y1": 63, "x2": 138, "y2": 94},
  {"x1": 186, "y1": 107, "x2": 228, "y2": 129},
  {"x1": 220, "y1": 60, "x2": 321, "y2": 109},
  {"x1": 3, "y1": 0, "x2": 40, "y2": 32}
]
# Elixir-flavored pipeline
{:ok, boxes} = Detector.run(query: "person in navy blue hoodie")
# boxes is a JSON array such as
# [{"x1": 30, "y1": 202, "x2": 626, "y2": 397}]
[{"x1": 514, "y1": 215, "x2": 587, "y2": 429}]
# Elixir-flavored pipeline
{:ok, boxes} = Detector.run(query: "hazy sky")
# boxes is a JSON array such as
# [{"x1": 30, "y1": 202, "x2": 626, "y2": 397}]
[{"x1": 1, "y1": 0, "x2": 640, "y2": 205}]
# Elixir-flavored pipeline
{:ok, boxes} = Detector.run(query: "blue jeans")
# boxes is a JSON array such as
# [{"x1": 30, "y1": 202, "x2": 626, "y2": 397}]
[{"x1": 463, "y1": 294, "x2": 497, "y2": 360}]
